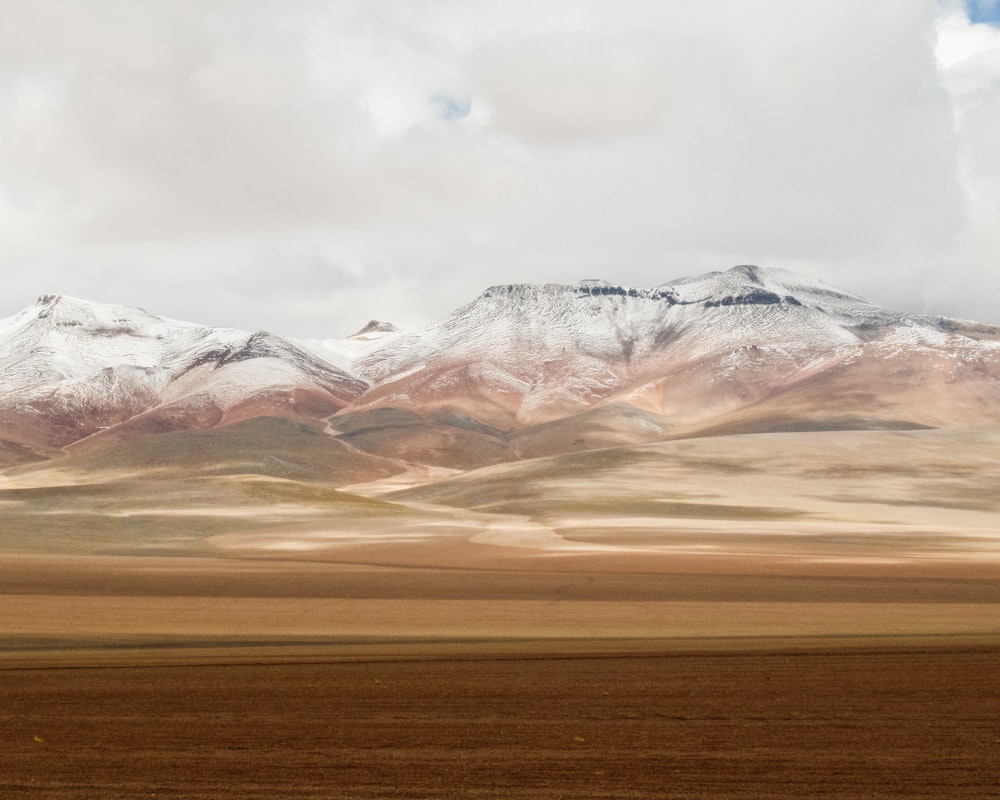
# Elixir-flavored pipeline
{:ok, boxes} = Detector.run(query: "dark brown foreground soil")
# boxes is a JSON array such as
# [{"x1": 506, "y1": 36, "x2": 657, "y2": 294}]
[{"x1": 3, "y1": 642, "x2": 998, "y2": 799}]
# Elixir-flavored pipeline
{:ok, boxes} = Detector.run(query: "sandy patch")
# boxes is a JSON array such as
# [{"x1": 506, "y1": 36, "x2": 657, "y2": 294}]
[
  {"x1": 468, "y1": 517, "x2": 632, "y2": 552},
  {"x1": 550, "y1": 515, "x2": 1000, "y2": 563},
  {"x1": 103, "y1": 504, "x2": 327, "y2": 518},
  {"x1": 0, "y1": 593, "x2": 988, "y2": 641},
  {"x1": 341, "y1": 463, "x2": 462, "y2": 495},
  {"x1": 3, "y1": 594, "x2": 999, "y2": 643}
]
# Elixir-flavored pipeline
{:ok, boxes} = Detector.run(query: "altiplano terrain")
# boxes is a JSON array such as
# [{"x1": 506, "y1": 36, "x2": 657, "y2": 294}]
[
  {"x1": 2, "y1": 268, "x2": 998, "y2": 798},
  {"x1": 3, "y1": 421, "x2": 998, "y2": 798}
]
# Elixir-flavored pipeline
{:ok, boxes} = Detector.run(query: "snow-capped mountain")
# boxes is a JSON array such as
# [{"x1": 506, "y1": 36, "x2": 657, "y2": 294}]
[
  {"x1": 0, "y1": 294, "x2": 366, "y2": 447},
  {"x1": 298, "y1": 319, "x2": 403, "y2": 375},
  {"x1": 337, "y1": 265, "x2": 1000, "y2": 431},
  {"x1": 2, "y1": 266, "x2": 999, "y2": 458}
]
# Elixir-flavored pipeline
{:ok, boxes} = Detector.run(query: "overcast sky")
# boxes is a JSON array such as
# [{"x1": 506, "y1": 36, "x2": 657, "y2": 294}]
[{"x1": 2, "y1": 0, "x2": 999, "y2": 337}]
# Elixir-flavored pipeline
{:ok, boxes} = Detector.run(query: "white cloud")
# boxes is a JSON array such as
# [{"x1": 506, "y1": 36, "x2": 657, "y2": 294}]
[
  {"x1": 1, "y1": 0, "x2": 999, "y2": 335},
  {"x1": 931, "y1": 3, "x2": 1000, "y2": 320}
]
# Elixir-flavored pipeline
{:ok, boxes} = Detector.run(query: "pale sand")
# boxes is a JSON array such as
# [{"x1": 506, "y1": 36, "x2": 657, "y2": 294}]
[
  {"x1": 202, "y1": 510, "x2": 1000, "y2": 579},
  {"x1": 5, "y1": 425, "x2": 999, "y2": 662},
  {"x1": 3, "y1": 594, "x2": 998, "y2": 642}
]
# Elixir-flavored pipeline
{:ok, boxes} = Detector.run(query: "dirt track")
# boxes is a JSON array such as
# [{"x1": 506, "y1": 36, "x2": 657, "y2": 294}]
[{"x1": 0, "y1": 639, "x2": 997, "y2": 799}]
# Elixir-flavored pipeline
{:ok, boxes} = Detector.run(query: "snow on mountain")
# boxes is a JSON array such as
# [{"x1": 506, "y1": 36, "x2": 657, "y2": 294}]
[
  {"x1": 662, "y1": 264, "x2": 870, "y2": 307},
  {"x1": 296, "y1": 320, "x2": 403, "y2": 374},
  {"x1": 0, "y1": 294, "x2": 366, "y2": 447},
  {"x1": 340, "y1": 265, "x2": 1000, "y2": 428},
  {"x1": 349, "y1": 265, "x2": 881, "y2": 385},
  {"x1": 2, "y1": 267, "x2": 999, "y2": 452}
]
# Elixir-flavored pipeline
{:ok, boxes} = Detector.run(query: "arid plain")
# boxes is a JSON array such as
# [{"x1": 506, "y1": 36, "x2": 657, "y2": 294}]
[{"x1": 2, "y1": 421, "x2": 999, "y2": 798}]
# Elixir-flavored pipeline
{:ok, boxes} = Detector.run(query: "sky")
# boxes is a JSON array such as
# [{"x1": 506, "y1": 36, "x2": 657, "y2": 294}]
[{"x1": 1, "y1": 1, "x2": 999, "y2": 337}]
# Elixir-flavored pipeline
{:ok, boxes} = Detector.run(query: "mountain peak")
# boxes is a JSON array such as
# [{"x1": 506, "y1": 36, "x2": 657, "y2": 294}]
[
  {"x1": 26, "y1": 294, "x2": 174, "y2": 339},
  {"x1": 352, "y1": 320, "x2": 400, "y2": 338},
  {"x1": 35, "y1": 293, "x2": 92, "y2": 315},
  {"x1": 729, "y1": 264, "x2": 765, "y2": 284},
  {"x1": 4, "y1": 267, "x2": 1000, "y2": 454},
  {"x1": 660, "y1": 265, "x2": 872, "y2": 310},
  {"x1": 470, "y1": 266, "x2": 865, "y2": 312}
]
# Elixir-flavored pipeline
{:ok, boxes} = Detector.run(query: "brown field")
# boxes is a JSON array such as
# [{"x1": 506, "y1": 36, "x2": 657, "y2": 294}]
[
  {"x1": 2, "y1": 551, "x2": 999, "y2": 799},
  {"x1": 2, "y1": 427, "x2": 999, "y2": 797},
  {"x1": 2, "y1": 640, "x2": 999, "y2": 800}
]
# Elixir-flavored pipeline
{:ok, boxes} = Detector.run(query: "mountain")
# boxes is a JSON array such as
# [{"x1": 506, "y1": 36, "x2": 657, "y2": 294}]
[
  {"x1": 2, "y1": 266, "x2": 999, "y2": 466},
  {"x1": 0, "y1": 293, "x2": 366, "y2": 449},
  {"x1": 334, "y1": 265, "x2": 1000, "y2": 434}
]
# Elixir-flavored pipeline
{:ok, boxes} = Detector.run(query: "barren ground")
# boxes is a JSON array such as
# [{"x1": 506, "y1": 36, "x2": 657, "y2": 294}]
[
  {"x1": 2, "y1": 427, "x2": 999, "y2": 797},
  {"x1": 2, "y1": 551, "x2": 999, "y2": 799},
  {"x1": 3, "y1": 638, "x2": 999, "y2": 799}
]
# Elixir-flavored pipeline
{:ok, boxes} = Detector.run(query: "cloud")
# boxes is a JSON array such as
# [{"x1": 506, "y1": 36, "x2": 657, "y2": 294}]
[
  {"x1": 468, "y1": 30, "x2": 672, "y2": 143},
  {"x1": 1, "y1": 0, "x2": 999, "y2": 335},
  {"x1": 932, "y1": 2, "x2": 1000, "y2": 320}
]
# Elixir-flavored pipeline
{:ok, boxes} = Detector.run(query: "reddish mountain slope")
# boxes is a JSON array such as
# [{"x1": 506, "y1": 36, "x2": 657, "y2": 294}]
[{"x1": 2, "y1": 267, "x2": 998, "y2": 464}]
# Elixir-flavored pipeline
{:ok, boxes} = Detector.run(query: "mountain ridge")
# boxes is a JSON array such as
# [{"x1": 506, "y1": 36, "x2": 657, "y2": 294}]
[{"x1": 3, "y1": 266, "x2": 999, "y2": 465}]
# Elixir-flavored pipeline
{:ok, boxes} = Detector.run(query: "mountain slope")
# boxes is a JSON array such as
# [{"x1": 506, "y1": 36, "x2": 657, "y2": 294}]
[
  {"x1": 0, "y1": 294, "x2": 367, "y2": 448},
  {"x1": 339, "y1": 266, "x2": 1000, "y2": 434},
  {"x1": 2, "y1": 266, "x2": 999, "y2": 462}
]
